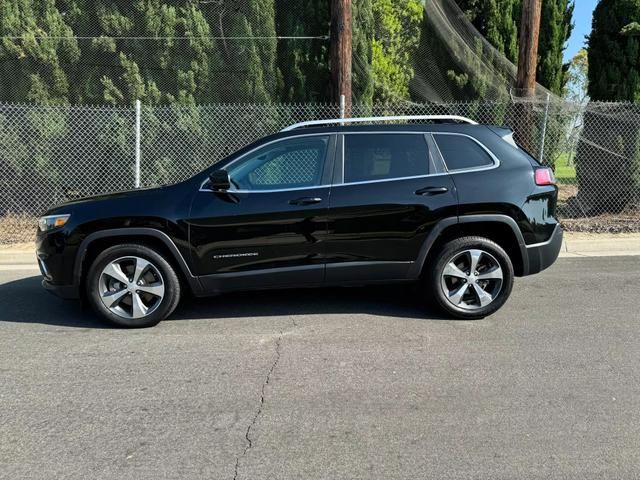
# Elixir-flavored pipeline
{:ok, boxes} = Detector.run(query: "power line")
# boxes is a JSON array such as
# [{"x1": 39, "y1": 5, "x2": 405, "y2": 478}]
[{"x1": 0, "y1": 35, "x2": 329, "y2": 41}]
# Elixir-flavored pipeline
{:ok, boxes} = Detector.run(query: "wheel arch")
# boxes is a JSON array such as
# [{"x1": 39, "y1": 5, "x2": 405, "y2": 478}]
[
  {"x1": 413, "y1": 215, "x2": 530, "y2": 277},
  {"x1": 74, "y1": 228, "x2": 202, "y2": 295}
]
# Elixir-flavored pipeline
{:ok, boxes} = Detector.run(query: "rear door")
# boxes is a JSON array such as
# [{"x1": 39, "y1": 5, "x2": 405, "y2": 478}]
[{"x1": 325, "y1": 132, "x2": 458, "y2": 283}]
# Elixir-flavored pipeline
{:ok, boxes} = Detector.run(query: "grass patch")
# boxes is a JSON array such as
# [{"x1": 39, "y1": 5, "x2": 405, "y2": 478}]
[{"x1": 554, "y1": 153, "x2": 577, "y2": 185}]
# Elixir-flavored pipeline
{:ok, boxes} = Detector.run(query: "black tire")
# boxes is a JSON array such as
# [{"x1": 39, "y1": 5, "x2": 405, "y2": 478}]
[
  {"x1": 85, "y1": 244, "x2": 181, "y2": 328},
  {"x1": 426, "y1": 236, "x2": 514, "y2": 320}
]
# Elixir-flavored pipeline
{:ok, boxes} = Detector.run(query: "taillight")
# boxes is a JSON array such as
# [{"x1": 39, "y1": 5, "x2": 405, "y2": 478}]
[{"x1": 534, "y1": 167, "x2": 556, "y2": 186}]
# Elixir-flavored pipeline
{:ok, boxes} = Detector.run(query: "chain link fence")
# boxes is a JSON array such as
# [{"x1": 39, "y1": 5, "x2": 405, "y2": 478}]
[{"x1": 1, "y1": 99, "x2": 639, "y2": 243}]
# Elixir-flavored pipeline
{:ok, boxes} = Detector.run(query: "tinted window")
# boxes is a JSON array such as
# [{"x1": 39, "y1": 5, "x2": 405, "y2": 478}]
[
  {"x1": 228, "y1": 136, "x2": 329, "y2": 190},
  {"x1": 343, "y1": 134, "x2": 430, "y2": 183},
  {"x1": 434, "y1": 134, "x2": 495, "y2": 171}
]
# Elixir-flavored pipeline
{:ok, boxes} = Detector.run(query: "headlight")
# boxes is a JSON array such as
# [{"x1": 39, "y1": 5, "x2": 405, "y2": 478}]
[{"x1": 38, "y1": 214, "x2": 71, "y2": 232}]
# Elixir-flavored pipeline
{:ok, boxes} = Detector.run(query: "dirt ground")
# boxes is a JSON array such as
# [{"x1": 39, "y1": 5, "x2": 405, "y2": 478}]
[{"x1": 0, "y1": 216, "x2": 36, "y2": 245}]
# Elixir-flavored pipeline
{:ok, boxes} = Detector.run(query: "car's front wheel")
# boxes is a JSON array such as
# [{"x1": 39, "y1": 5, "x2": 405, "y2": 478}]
[
  {"x1": 85, "y1": 244, "x2": 181, "y2": 328},
  {"x1": 427, "y1": 236, "x2": 514, "y2": 319}
]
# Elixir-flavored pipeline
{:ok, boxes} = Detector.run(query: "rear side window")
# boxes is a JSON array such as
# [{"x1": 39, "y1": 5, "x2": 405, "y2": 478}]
[
  {"x1": 343, "y1": 134, "x2": 430, "y2": 183},
  {"x1": 434, "y1": 134, "x2": 495, "y2": 171}
]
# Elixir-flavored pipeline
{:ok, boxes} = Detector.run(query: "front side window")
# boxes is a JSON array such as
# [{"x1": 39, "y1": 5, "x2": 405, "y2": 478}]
[
  {"x1": 343, "y1": 134, "x2": 430, "y2": 183},
  {"x1": 433, "y1": 134, "x2": 495, "y2": 171},
  {"x1": 228, "y1": 135, "x2": 330, "y2": 191}
]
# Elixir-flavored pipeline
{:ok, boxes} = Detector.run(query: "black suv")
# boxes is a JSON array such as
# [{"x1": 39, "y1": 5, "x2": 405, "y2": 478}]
[{"x1": 36, "y1": 116, "x2": 563, "y2": 327}]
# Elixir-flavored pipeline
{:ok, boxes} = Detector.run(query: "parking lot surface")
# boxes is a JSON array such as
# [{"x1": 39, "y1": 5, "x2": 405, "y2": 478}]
[{"x1": 1, "y1": 256, "x2": 639, "y2": 479}]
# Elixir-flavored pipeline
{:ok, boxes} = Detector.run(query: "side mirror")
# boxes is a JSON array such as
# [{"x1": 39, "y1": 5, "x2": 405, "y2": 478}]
[{"x1": 208, "y1": 169, "x2": 231, "y2": 192}]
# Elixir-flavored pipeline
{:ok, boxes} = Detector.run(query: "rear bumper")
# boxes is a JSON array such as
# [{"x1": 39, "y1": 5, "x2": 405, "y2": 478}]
[{"x1": 525, "y1": 224, "x2": 563, "y2": 275}]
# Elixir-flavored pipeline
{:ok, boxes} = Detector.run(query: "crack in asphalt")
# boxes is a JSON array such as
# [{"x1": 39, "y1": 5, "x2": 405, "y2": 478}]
[{"x1": 233, "y1": 332, "x2": 283, "y2": 480}]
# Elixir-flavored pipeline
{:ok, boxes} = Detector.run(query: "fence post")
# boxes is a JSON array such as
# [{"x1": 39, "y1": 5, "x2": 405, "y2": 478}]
[
  {"x1": 339, "y1": 94, "x2": 345, "y2": 125},
  {"x1": 134, "y1": 99, "x2": 142, "y2": 188},
  {"x1": 539, "y1": 92, "x2": 551, "y2": 163}
]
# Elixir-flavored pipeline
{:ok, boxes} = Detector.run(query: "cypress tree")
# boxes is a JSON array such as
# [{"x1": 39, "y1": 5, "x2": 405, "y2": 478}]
[
  {"x1": 0, "y1": 1, "x2": 81, "y2": 217},
  {"x1": 455, "y1": 0, "x2": 520, "y2": 63},
  {"x1": 62, "y1": 0, "x2": 223, "y2": 105},
  {"x1": 219, "y1": 0, "x2": 279, "y2": 102},
  {"x1": 588, "y1": 0, "x2": 640, "y2": 101},
  {"x1": 483, "y1": 0, "x2": 519, "y2": 64},
  {"x1": 59, "y1": 0, "x2": 280, "y2": 105},
  {"x1": 275, "y1": 0, "x2": 330, "y2": 102},
  {"x1": 0, "y1": 0, "x2": 79, "y2": 103},
  {"x1": 538, "y1": 0, "x2": 574, "y2": 95},
  {"x1": 576, "y1": 0, "x2": 640, "y2": 214},
  {"x1": 352, "y1": 0, "x2": 375, "y2": 105}
]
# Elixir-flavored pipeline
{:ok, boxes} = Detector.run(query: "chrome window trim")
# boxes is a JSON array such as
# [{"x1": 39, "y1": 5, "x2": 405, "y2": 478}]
[
  {"x1": 341, "y1": 133, "x2": 344, "y2": 183},
  {"x1": 333, "y1": 172, "x2": 451, "y2": 188},
  {"x1": 199, "y1": 132, "x2": 333, "y2": 192},
  {"x1": 431, "y1": 132, "x2": 501, "y2": 174},
  {"x1": 199, "y1": 130, "x2": 501, "y2": 194},
  {"x1": 204, "y1": 184, "x2": 331, "y2": 194},
  {"x1": 424, "y1": 133, "x2": 448, "y2": 175},
  {"x1": 428, "y1": 133, "x2": 449, "y2": 173}
]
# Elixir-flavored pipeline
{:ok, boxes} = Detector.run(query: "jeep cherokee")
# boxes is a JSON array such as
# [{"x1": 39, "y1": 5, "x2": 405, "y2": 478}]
[{"x1": 36, "y1": 115, "x2": 563, "y2": 327}]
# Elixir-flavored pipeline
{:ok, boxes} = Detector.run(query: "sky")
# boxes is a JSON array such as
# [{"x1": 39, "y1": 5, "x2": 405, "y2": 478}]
[{"x1": 564, "y1": 0, "x2": 598, "y2": 61}]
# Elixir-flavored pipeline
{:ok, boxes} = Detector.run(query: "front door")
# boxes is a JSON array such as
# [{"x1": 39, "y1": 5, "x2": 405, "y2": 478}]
[
  {"x1": 188, "y1": 133, "x2": 336, "y2": 292},
  {"x1": 325, "y1": 132, "x2": 458, "y2": 282}
]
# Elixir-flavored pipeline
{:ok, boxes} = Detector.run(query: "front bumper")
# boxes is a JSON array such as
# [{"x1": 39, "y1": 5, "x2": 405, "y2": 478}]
[
  {"x1": 525, "y1": 224, "x2": 563, "y2": 275},
  {"x1": 42, "y1": 279, "x2": 80, "y2": 299},
  {"x1": 36, "y1": 227, "x2": 81, "y2": 299},
  {"x1": 38, "y1": 248, "x2": 79, "y2": 300}
]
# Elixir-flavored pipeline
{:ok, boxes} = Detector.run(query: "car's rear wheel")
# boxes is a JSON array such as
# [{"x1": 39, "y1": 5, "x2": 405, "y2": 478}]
[
  {"x1": 427, "y1": 236, "x2": 514, "y2": 319},
  {"x1": 85, "y1": 244, "x2": 181, "y2": 328}
]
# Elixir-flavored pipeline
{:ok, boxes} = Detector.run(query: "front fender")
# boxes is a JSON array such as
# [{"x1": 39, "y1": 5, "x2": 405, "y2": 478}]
[{"x1": 73, "y1": 228, "x2": 203, "y2": 295}]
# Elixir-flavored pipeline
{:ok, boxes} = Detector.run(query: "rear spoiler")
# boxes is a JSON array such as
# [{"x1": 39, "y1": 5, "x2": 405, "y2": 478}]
[
  {"x1": 487, "y1": 125, "x2": 541, "y2": 166},
  {"x1": 487, "y1": 125, "x2": 518, "y2": 148}
]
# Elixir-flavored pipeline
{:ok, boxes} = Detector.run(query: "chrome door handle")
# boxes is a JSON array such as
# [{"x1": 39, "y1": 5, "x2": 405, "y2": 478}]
[
  {"x1": 289, "y1": 197, "x2": 323, "y2": 206},
  {"x1": 415, "y1": 186, "x2": 449, "y2": 196}
]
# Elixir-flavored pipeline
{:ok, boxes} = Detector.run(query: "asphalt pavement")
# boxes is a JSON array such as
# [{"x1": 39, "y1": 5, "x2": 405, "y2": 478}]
[{"x1": 1, "y1": 256, "x2": 639, "y2": 479}]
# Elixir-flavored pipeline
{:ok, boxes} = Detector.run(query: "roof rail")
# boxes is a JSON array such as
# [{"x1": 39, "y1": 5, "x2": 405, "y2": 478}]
[{"x1": 281, "y1": 115, "x2": 478, "y2": 132}]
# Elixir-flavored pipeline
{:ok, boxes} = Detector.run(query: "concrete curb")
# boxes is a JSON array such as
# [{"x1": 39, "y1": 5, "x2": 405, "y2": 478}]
[
  {"x1": 1, "y1": 233, "x2": 638, "y2": 268},
  {"x1": 559, "y1": 233, "x2": 640, "y2": 258},
  {"x1": 0, "y1": 252, "x2": 36, "y2": 266}
]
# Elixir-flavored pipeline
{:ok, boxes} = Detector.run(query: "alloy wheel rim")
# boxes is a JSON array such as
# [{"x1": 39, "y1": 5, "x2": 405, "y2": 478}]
[
  {"x1": 440, "y1": 249, "x2": 503, "y2": 311},
  {"x1": 99, "y1": 256, "x2": 165, "y2": 319}
]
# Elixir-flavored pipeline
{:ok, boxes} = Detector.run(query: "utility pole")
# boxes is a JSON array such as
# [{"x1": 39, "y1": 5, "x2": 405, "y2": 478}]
[
  {"x1": 330, "y1": 0, "x2": 352, "y2": 115},
  {"x1": 516, "y1": 0, "x2": 542, "y2": 96},
  {"x1": 514, "y1": 0, "x2": 542, "y2": 153}
]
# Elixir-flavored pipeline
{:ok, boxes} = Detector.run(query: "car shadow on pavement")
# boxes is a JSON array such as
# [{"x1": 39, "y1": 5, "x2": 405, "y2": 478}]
[
  {"x1": 0, "y1": 275, "x2": 449, "y2": 329},
  {"x1": 174, "y1": 284, "x2": 447, "y2": 321},
  {"x1": 0, "y1": 275, "x2": 109, "y2": 329}
]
